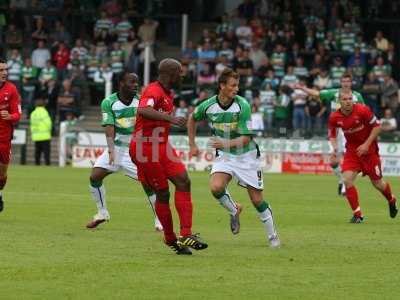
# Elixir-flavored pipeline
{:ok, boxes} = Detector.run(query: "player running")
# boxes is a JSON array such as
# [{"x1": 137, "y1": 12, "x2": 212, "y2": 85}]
[
  {"x1": 294, "y1": 73, "x2": 365, "y2": 196},
  {"x1": 188, "y1": 68, "x2": 280, "y2": 248},
  {"x1": 0, "y1": 59, "x2": 21, "y2": 212},
  {"x1": 86, "y1": 71, "x2": 162, "y2": 231},
  {"x1": 129, "y1": 58, "x2": 208, "y2": 255},
  {"x1": 328, "y1": 93, "x2": 398, "y2": 223}
]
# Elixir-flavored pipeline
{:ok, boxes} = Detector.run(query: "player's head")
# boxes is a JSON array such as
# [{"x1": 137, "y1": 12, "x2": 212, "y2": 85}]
[
  {"x1": 339, "y1": 92, "x2": 354, "y2": 114},
  {"x1": 118, "y1": 70, "x2": 139, "y2": 98},
  {"x1": 0, "y1": 58, "x2": 8, "y2": 83},
  {"x1": 218, "y1": 68, "x2": 239, "y2": 99},
  {"x1": 340, "y1": 73, "x2": 352, "y2": 90},
  {"x1": 158, "y1": 58, "x2": 183, "y2": 89}
]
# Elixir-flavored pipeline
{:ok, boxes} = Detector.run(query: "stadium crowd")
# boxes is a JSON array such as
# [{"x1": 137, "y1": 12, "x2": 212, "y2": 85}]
[{"x1": 0, "y1": 0, "x2": 399, "y2": 138}]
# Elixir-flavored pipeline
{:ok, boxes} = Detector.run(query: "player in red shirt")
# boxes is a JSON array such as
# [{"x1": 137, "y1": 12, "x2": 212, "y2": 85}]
[
  {"x1": 0, "y1": 59, "x2": 22, "y2": 212},
  {"x1": 328, "y1": 93, "x2": 398, "y2": 223},
  {"x1": 130, "y1": 58, "x2": 208, "y2": 255}
]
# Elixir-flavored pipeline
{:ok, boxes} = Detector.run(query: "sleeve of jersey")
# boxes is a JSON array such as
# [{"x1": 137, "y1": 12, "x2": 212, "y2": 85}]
[
  {"x1": 356, "y1": 93, "x2": 365, "y2": 104},
  {"x1": 101, "y1": 100, "x2": 115, "y2": 126},
  {"x1": 362, "y1": 106, "x2": 380, "y2": 128},
  {"x1": 328, "y1": 116, "x2": 337, "y2": 138},
  {"x1": 237, "y1": 102, "x2": 254, "y2": 135},
  {"x1": 9, "y1": 87, "x2": 21, "y2": 123},
  {"x1": 139, "y1": 87, "x2": 158, "y2": 108},
  {"x1": 319, "y1": 89, "x2": 333, "y2": 104},
  {"x1": 192, "y1": 102, "x2": 207, "y2": 121}
]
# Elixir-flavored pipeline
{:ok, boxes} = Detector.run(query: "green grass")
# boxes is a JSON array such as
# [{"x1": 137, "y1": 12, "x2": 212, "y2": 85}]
[{"x1": 0, "y1": 166, "x2": 399, "y2": 299}]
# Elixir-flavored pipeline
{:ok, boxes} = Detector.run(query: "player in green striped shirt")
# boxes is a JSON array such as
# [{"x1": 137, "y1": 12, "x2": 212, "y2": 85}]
[
  {"x1": 86, "y1": 71, "x2": 162, "y2": 231},
  {"x1": 294, "y1": 73, "x2": 365, "y2": 196},
  {"x1": 188, "y1": 68, "x2": 280, "y2": 248}
]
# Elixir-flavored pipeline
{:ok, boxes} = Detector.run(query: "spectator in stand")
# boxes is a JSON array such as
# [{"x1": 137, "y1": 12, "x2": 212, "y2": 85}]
[
  {"x1": 251, "y1": 103, "x2": 264, "y2": 135},
  {"x1": 215, "y1": 55, "x2": 230, "y2": 80},
  {"x1": 304, "y1": 29, "x2": 315, "y2": 52},
  {"x1": 261, "y1": 69, "x2": 280, "y2": 91},
  {"x1": 50, "y1": 20, "x2": 72, "y2": 48},
  {"x1": 85, "y1": 45, "x2": 100, "y2": 81},
  {"x1": 340, "y1": 23, "x2": 356, "y2": 53},
  {"x1": 21, "y1": 57, "x2": 39, "y2": 115},
  {"x1": 293, "y1": 57, "x2": 309, "y2": 78},
  {"x1": 4, "y1": 23, "x2": 23, "y2": 50},
  {"x1": 347, "y1": 47, "x2": 367, "y2": 67},
  {"x1": 180, "y1": 64, "x2": 196, "y2": 103},
  {"x1": 386, "y1": 43, "x2": 396, "y2": 69},
  {"x1": 282, "y1": 30, "x2": 295, "y2": 50},
  {"x1": 94, "y1": 11, "x2": 114, "y2": 42},
  {"x1": 53, "y1": 41, "x2": 70, "y2": 80},
  {"x1": 39, "y1": 59, "x2": 57, "y2": 90},
  {"x1": 249, "y1": 40, "x2": 267, "y2": 71},
  {"x1": 380, "y1": 108, "x2": 397, "y2": 132},
  {"x1": 309, "y1": 54, "x2": 326, "y2": 77},
  {"x1": 374, "y1": 30, "x2": 389, "y2": 53},
  {"x1": 218, "y1": 40, "x2": 234, "y2": 62},
  {"x1": 249, "y1": 18, "x2": 265, "y2": 40},
  {"x1": 281, "y1": 65, "x2": 298, "y2": 87},
  {"x1": 270, "y1": 44, "x2": 286, "y2": 78},
  {"x1": 291, "y1": 78, "x2": 308, "y2": 135},
  {"x1": 197, "y1": 41, "x2": 217, "y2": 72},
  {"x1": 197, "y1": 63, "x2": 216, "y2": 90},
  {"x1": 31, "y1": 40, "x2": 51, "y2": 70},
  {"x1": 125, "y1": 29, "x2": 141, "y2": 72},
  {"x1": 381, "y1": 74, "x2": 399, "y2": 118},
  {"x1": 313, "y1": 69, "x2": 332, "y2": 90},
  {"x1": 198, "y1": 29, "x2": 215, "y2": 45},
  {"x1": 31, "y1": 16, "x2": 48, "y2": 44},
  {"x1": 306, "y1": 95, "x2": 325, "y2": 136},
  {"x1": 238, "y1": 0, "x2": 256, "y2": 19},
  {"x1": 174, "y1": 99, "x2": 189, "y2": 120},
  {"x1": 216, "y1": 13, "x2": 234, "y2": 41},
  {"x1": 259, "y1": 83, "x2": 276, "y2": 133},
  {"x1": 66, "y1": 51, "x2": 85, "y2": 79},
  {"x1": 330, "y1": 56, "x2": 346, "y2": 88},
  {"x1": 114, "y1": 12, "x2": 133, "y2": 43},
  {"x1": 223, "y1": 29, "x2": 239, "y2": 50},
  {"x1": 137, "y1": 17, "x2": 159, "y2": 45},
  {"x1": 324, "y1": 31, "x2": 338, "y2": 52},
  {"x1": 181, "y1": 40, "x2": 198, "y2": 71},
  {"x1": 44, "y1": 79, "x2": 59, "y2": 124},
  {"x1": 57, "y1": 79, "x2": 78, "y2": 121},
  {"x1": 362, "y1": 72, "x2": 381, "y2": 116},
  {"x1": 91, "y1": 62, "x2": 113, "y2": 104},
  {"x1": 274, "y1": 85, "x2": 291, "y2": 136},
  {"x1": 235, "y1": 18, "x2": 252, "y2": 48},
  {"x1": 255, "y1": 57, "x2": 271, "y2": 80},
  {"x1": 232, "y1": 47, "x2": 253, "y2": 90},
  {"x1": 6, "y1": 49, "x2": 23, "y2": 91},
  {"x1": 70, "y1": 39, "x2": 88, "y2": 63},
  {"x1": 372, "y1": 56, "x2": 391, "y2": 82}
]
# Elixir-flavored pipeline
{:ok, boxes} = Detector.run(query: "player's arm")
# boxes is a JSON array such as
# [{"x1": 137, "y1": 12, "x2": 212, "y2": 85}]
[
  {"x1": 187, "y1": 113, "x2": 199, "y2": 156},
  {"x1": 137, "y1": 106, "x2": 186, "y2": 127},
  {"x1": 0, "y1": 87, "x2": 21, "y2": 123},
  {"x1": 101, "y1": 100, "x2": 116, "y2": 164},
  {"x1": 328, "y1": 116, "x2": 339, "y2": 155},
  {"x1": 293, "y1": 83, "x2": 320, "y2": 99},
  {"x1": 357, "y1": 110, "x2": 381, "y2": 156}
]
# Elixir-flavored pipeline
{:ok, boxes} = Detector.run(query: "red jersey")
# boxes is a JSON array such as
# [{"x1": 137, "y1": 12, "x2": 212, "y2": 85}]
[
  {"x1": 328, "y1": 104, "x2": 380, "y2": 155},
  {"x1": 0, "y1": 81, "x2": 21, "y2": 143},
  {"x1": 134, "y1": 81, "x2": 174, "y2": 143}
]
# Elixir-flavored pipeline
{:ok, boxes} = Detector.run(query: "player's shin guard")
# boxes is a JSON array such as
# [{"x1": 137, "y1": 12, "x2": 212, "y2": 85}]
[
  {"x1": 155, "y1": 200, "x2": 176, "y2": 243},
  {"x1": 214, "y1": 189, "x2": 238, "y2": 216},
  {"x1": 345, "y1": 186, "x2": 362, "y2": 217},
  {"x1": 256, "y1": 201, "x2": 277, "y2": 239},
  {"x1": 175, "y1": 191, "x2": 193, "y2": 236},
  {"x1": 381, "y1": 182, "x2": 395, "y2": 203},
  {"x1": 89, "y1": 179, "x2": 107, "y2": 213},
  {"x1": 0, "y1": 176, "x2": 7, "y2": 190}
]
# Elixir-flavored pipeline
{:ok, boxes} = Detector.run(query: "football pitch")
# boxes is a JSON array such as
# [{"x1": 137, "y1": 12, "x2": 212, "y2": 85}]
[{"x1": 0, "y1": 166, "x2": 399, "y2": 299}]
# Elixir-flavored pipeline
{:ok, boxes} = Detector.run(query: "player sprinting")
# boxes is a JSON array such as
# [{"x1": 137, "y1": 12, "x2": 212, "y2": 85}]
[
  {"x1": 328, "y1": 93, "x2": 398, "y2": 223},
  {"x1": 86, "y1": 71, "x2": 163, "y2": 231},
  {"x1": 188, "y1": 68, "x2": 280, "y2": 248},
  {"x1": 129, "y1": 58, "x2": 208, "y2": 255},
  {"x1": 295, "y1": 73, "x2": 365, "y2": 196},
  {"x1": 0, "y1": 59, "x2": 21, "y2": 212}
]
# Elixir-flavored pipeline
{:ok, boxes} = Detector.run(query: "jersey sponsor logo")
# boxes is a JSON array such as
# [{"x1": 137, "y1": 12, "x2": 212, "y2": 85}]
[
  {"x1": 116, "y1": 117, "x2": 135, "y2": 128},
  {"x1": 213, "y1": 122, "x2": 238, "y2": 131},
  {"x1": 146, "y1": 98, "x2": 155, "y2": 107},
  {"x1": 343, "y1": 124, "x2": 364, "y2": 134}
]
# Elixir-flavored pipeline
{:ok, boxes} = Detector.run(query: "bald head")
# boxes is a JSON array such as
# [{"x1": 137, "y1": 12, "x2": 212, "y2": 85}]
[{"x1": 158, "y1": 58, "x2": 183, "y2": 89}]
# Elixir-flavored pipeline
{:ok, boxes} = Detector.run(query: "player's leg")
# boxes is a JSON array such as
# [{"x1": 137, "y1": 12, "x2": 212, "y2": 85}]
[
  {"x1": 342, "y1": 170, "x2": 363, "y2": 222},
  {"x1": 121, "y1": 148, "x2": 163, "y2": 231},
  {"x1": 247, "y1": 186, "x2": 280, "y2": 248},
  {"x1": 0, "y1": 162, "x2": 9, "y2": 212},
  {"x1": 330, "y1": 153, "x2": 345, "y2": 196},
  {"x1": 140, "y1": 183, "x2": 163, "y2": 231},
  {"x1": 209, "y1": 172, "x2": 242, "y2": 234},
  {"x1": 370, "y1": 178, "x2": 398, "y2": 218}
]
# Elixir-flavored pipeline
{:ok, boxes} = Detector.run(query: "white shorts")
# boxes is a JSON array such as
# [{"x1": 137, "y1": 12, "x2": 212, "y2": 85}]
[
  {"x1": 93, "y1": 146, "x2": 138, "y2": 179},
  {"x1": 211, "y1": 149, "x2": 264, "y2": 190},
  {"x1": 337, "y1": 129, "x2": 346, "y2": 155}
]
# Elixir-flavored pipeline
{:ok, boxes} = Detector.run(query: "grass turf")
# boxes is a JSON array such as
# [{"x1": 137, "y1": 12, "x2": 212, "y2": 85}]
[{"x1": 0, "y1": 166, "x2": 399, "y2": 299}]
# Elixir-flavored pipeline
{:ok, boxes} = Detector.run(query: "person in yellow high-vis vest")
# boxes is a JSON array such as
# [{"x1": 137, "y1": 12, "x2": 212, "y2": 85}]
[{"x1": 30, "y1": 96, "x2": 52, "y2": 165}]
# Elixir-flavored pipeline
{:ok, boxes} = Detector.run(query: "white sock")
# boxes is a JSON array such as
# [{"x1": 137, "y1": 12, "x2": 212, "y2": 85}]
[
  {"x1": 147, "y1": 193, "x2": 161, "y2": 222},
  {"x1": 332, "y1": 165, "x2": 343, "y2": 183},
  {"x1": 89, "y1": 184, "x2": 108, "y2": 213},
  {"x1": 216, "y1": 190, "x2": 238, "y2": 216},
  {"x1": 259, "y1": 205, "x2": 277, "y2": 238}
]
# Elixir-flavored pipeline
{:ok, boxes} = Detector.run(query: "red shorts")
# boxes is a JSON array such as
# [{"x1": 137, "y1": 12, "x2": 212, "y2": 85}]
[
  {"x1": 129, "y1": 142, "x2": 186, "y2": 191},
  {"x1": 0, "y1": 144, "x2": 11, "y2": 164},
  {"x1": 342, "y1": 151, "x2": 382, "y2": 180}
]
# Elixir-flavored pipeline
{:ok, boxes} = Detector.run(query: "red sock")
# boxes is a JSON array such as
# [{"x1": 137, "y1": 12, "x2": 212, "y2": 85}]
[
  {"x1": 346, "y1": 186, "x2": 362, "y2": 217},
  {"x1": 0, "y1": 176, "x2": 7, "y2": 190},
  {"x1": 155, "y1": 200, "x2": 176, "y2": 243},
  {"x1": 381, "y1": 183, "x2": 395, "y2": 203},
  {"x1": 175, "y1": 191, "x2": 193, "y2": 237}
]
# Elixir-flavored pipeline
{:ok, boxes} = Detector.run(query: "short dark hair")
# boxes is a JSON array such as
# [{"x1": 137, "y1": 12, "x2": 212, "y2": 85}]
[
  {"x1": 117, "y1": 70, "x2": 138, "y2": 84},
  {"x1": 217, "y1": 68, "x2": 239, "y2": 88},
  {"x1": 0, "y1": 58, "x2": 6, "y2": 64},
  {"x1": 341, "y1": 72, "x2": 352, "y2": 80}
]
